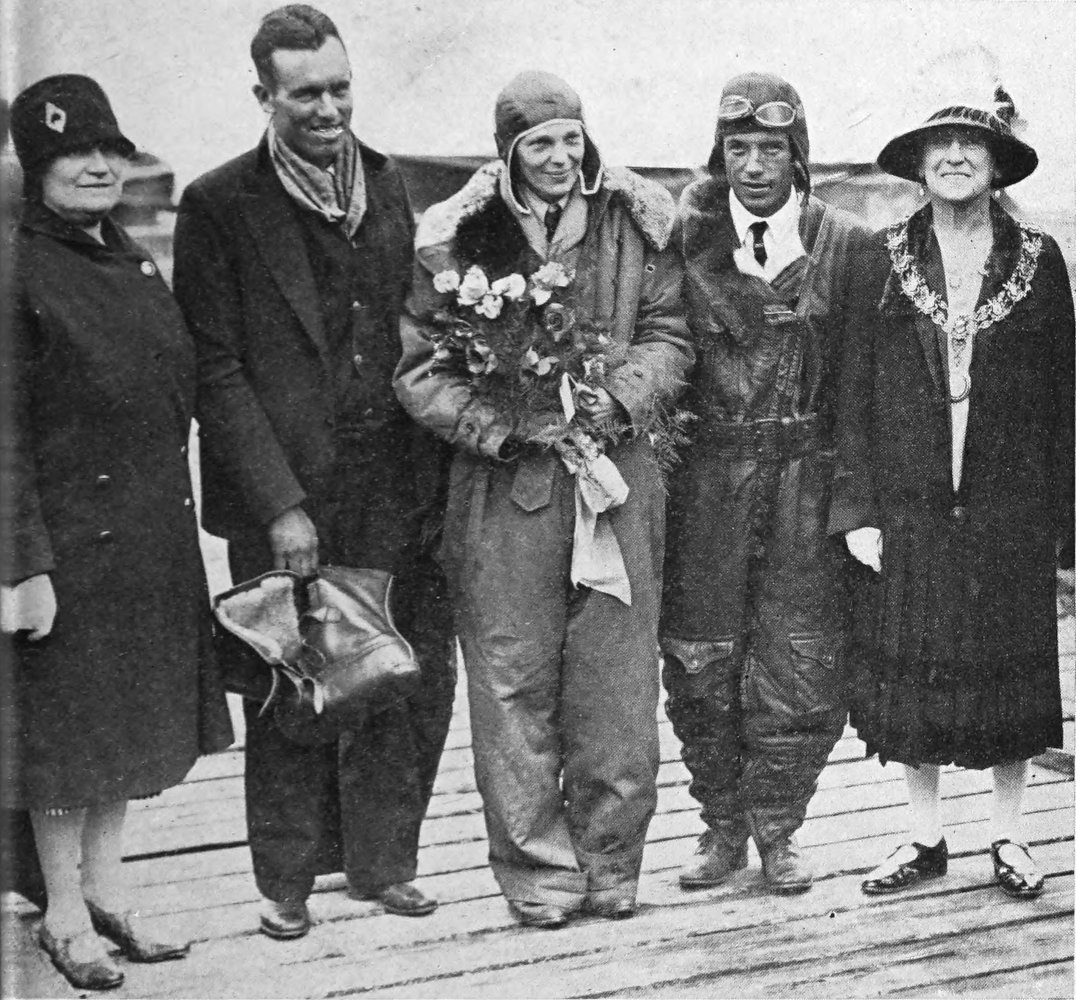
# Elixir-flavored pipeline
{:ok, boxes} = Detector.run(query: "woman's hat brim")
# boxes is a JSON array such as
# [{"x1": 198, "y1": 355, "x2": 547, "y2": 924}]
[{"x1": 877, "y1": 116, "x2": 1038, "y2": 187}]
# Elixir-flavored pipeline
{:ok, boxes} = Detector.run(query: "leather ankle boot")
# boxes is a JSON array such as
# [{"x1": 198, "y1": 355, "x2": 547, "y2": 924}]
[
  {"x1": 679, "y1": 828, "x2": 750, "y2": 889},
  {"x1": 747, "y1": 808, "x2": 813, "y2": 894}
]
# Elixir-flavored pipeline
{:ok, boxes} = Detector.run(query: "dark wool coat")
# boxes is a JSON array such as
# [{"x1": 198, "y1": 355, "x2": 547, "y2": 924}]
[
  {"x1": 172, "y1": 138, "x2": 455, "y2": 900},
  {"x1": 4, "y1": 204, "x2": 233, "y2": 811},
  {"x1": 829, "y1": 203, "x2": 1075, "y2": 768}
]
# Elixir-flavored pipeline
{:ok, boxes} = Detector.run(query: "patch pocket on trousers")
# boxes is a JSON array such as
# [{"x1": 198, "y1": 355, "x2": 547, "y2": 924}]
[
  {"x1": 787, "y1": 632, "x2": 842, "y2": 714},
  {"x1": 661, "y1": 636, "x2": 737, "y2": 700}
]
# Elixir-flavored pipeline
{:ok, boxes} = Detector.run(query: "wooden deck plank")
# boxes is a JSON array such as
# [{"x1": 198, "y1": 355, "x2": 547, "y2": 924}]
[
  {"x1": 104, "y1": 844, "x2": 1073, "y2": 1000},
  {"x1": 6, "y1": 634, "x2": 1072, "y2": 999}
]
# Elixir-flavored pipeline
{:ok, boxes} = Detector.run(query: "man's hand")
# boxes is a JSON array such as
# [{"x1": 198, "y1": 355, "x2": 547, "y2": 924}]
[
  {"x1": 845, "y1": 526, "x2": 883, "y2": 573},
  {"x1": 268, "y1": 506, "x2": 319, "y2": 577},
  {"x1": 1, "y1": 574, "x2": 58, "y2": 641}
]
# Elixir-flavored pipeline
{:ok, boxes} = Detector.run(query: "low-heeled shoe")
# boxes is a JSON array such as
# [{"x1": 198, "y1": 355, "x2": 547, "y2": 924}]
[
  {"x1": 86, "y1": 900, "x2": 190, "y2": 963},
  {"x1": 584, "y1": 897, "x2": 636, "y2": 920},
  {"x1": 861, "y1": 838, "x2": 948, "y2": 895},
  {"x1": 38, "y1": 924, "x2": 124, "y2": 991},
  {"x1": 509, "y1": 902, "x2": 570, "y2": 929},
  {"x1": 991, "y1": 840, "x2": 1045, "y2": 899},
  {"x1": 373, "y1": 882, "x2": 438, "y2": 917},
  {"x1": 259, "y1": 898, "x2": 312, "y2": 940}
]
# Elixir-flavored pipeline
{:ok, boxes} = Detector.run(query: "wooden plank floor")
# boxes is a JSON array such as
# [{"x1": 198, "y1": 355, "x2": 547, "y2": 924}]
[{"x1": 4, "y1": 620, "x2": 1073, "y2": 999}]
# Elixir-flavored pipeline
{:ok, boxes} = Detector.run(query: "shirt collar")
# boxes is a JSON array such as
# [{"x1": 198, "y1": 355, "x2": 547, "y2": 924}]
[
  {"x1": 520, "y1": 185, "x2": 573, "y2": 220},
  {"x1": 728, "y1": 187, "x2": 800, "y2": 246}
]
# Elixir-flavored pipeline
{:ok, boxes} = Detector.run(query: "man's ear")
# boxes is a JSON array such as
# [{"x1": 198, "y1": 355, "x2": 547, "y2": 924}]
[{"x1": 253, "y1": 82, "x2": 273, "y2": 115}]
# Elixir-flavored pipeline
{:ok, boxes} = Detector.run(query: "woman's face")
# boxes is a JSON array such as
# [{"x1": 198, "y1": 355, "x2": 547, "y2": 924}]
[
  {"x1": 41, "y1": 145, "x2": 127, "y2": 226},
  {"x1": 920, "y1": 127, "x2": 997, "y2": 206},
  {"x1": 514, "y1": 122, "x2": 585, "y2": 204}
]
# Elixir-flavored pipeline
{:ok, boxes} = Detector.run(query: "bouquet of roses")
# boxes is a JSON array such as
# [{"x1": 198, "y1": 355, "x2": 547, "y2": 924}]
[{"x1": 426, "y1": 261, "x2": 631, "y2": 452}]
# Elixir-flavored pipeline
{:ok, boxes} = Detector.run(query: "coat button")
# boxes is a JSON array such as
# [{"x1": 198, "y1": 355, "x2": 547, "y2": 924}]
[
  {"x1": 353, "y1": 353, "x2": 364, "y2": 371},
  {"x1": 950, "y1": 505, "x2": 968, "y2": 525},
  {"x1": 95, "y1": 474, "x2": 112, "y2": 490},
  {"x1": 97, "y1": 530, "x2": 114, "y2": 544},
  {"x1": 180, "y1": 444, "x2": 188, "y2": 456},
  {"x1": 183, "y1": 497, "x2": 194, "y2": 509},
  {"x1": 140, "y1": 261, "x2": 157, "y2": 277}
]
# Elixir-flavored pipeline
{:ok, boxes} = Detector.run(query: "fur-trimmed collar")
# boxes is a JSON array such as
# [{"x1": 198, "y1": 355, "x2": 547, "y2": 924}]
[{"x1": 415, "y1": 159, "x2": 676, "y2": 269}]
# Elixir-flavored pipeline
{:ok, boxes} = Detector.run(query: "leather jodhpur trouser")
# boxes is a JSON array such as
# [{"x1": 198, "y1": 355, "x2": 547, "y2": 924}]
[
  {"x1": 661, "y1": 420, "x2": 847, "y2": 853},
  {"x1": 442, "y1": 439, "x2": 663, "y2": 911}
]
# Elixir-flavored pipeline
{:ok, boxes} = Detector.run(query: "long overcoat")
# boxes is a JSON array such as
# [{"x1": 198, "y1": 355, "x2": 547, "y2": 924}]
[
  {"x1": 172, "y1": 138, "x2": 455, "y2": 899},
  {"x1": 829, "y1": 203, "x2": 1075, "y2": 767},
  {"x1": 4, "y1": 203, "x2": 233, "y2": 811}
]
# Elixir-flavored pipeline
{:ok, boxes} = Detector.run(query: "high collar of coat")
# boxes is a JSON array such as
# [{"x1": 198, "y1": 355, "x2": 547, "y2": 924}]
[
  {"x1": 414, "y1": 159, "x2": 676, "y2": 273},
  {"x1": 678, "y1": 175, "x2": 823, "y2": 262}
]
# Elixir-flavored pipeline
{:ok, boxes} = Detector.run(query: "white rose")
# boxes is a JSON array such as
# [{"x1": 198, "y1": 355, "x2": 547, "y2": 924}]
[
  {"x1": 490, "y1": 273, "x2": 526, "y2": 300},
  {"x1": 475, "y1": 293, "x2": 504, "y2": 319},
  {"x1": 457, "y1": 266, "x2": 490, "y2": 306},
  {"x1": 432, "y1": 269, "x2": 461, "y2": 293},
  {"x1": 531, "y1": 287, "x2": 553, "y2": 306}
]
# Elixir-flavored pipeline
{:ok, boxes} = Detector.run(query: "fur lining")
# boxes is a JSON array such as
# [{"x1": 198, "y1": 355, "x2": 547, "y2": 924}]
[
  {"x1": 678, "y1": 177, "x2": 736, "y2": 261},
  {"x1": 415, "y1": 160, "x2": 677, "y2": 266},
  {"x1": 214, "y1": 571, "x2": 303, "y2": 665}
]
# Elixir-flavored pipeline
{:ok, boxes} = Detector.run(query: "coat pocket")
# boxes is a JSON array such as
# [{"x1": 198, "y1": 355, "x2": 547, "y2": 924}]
[
  {"x1": 509, "y1": 452, "x2": 555, "y2": 513},
  {"x1": 660, "y1": 636, "x2": 738, "y2": 700}
]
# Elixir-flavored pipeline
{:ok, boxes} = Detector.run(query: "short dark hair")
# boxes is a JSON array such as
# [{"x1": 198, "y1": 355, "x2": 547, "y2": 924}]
[{"x1": 250, "y1": 5, "x2": 343, "y2": 89}]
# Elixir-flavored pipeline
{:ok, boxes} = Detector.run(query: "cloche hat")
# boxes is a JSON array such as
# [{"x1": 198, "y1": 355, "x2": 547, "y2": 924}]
[{"x1": 11, "y1": 74, "x2": 135, "y2": 175}]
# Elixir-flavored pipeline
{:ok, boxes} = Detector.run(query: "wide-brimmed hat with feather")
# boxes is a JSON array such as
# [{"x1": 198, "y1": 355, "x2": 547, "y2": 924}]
[{"x1": 877, "y1": 46, "x2": 1037, "y2": 188}]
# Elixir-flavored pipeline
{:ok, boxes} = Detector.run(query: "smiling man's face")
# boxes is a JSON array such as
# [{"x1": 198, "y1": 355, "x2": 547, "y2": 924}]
[
  {"x1": 921, "y1": 126, "x2": 997, "y2": 205},
  {"x1": 723, "y1": 131, "x2": 794, "y2": 218},
  {"x1": 255, "y1": 35, "x2": 353, "y2": 168}
]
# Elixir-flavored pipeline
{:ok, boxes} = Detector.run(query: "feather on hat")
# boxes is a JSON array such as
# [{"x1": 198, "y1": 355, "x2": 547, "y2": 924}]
[{"x1": 877, "y1": 45, "x2": 1037, "y2": 187}]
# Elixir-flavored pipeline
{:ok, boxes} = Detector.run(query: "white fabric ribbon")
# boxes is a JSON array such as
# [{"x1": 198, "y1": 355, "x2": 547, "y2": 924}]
[{"x1": 560, "y1": 445, "x2": 632, "y2": 605}]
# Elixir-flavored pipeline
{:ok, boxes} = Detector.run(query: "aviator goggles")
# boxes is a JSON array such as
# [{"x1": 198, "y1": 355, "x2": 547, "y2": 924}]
[{"x1": 717, "y1": 95, "x2": 799, "y2": 128}]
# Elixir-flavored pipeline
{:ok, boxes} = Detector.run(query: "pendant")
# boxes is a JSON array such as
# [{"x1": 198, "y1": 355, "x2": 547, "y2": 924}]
[{"x1": 949, "y1": 371, "x2": 971, "y2": 404}]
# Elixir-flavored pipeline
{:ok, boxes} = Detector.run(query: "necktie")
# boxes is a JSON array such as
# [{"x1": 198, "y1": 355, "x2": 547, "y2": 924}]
[
  {"x1": 748, "y1": 220, "x2": 768, "y2": 267},
  {"x1": 544, "y1": 203, "x2": 563, "y2": 243}
]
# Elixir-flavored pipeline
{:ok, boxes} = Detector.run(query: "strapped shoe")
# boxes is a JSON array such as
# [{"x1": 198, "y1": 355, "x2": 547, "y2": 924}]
[
  {"x1": 509, "y1": 902, "x2": 570, "y2": 929},
  {"x1": 86, "y1": 900, "x2": 190, "y2": 963},
  {"x1": 991, "y1": 840, "x2": 1045, "y2": 899},
  {"x1": 679, "y1": 831, "x2": 750, "y2": 890},
  {"x1": 259, "y1": 897, "x2": 312, "y2": 940},
  {"x1": 861, "y1": 838, "x2": 948, "y2": 895},
  {"x1": 38, "y1": 924, "x2": 124, "y2": 991}
]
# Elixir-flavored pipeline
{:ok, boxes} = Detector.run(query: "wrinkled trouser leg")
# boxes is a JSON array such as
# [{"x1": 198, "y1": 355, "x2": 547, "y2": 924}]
[
  {"x1": 452, "y1": 454, "x2": 660, "y2": 909},
  {"x1": 244, "y1": 552, "x2": 456, "y2": 902},
  {"x1": 340, "y1": 550, "x2": 457, "y2": 896},
  {"x1": 661, "y1": 642, "x2": 749, "y2": 850},
  {"x1": 661, "y1": 459, "x2": 753, "y2": 848},
  {"x1": 562, "y1": 580, "x2": 661, "y2": 907},
  {"x1": 741, "y1": 452, "x2": 847, "y2": 845}
]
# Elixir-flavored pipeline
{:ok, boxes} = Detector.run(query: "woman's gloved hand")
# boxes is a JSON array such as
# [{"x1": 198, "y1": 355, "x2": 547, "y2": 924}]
[
  {"x1": 1, "y1": 573, "x2": 58, "y2": 640},
  {"x1": 845, "y1": 526, "x2": 883, "y2": 573}
]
